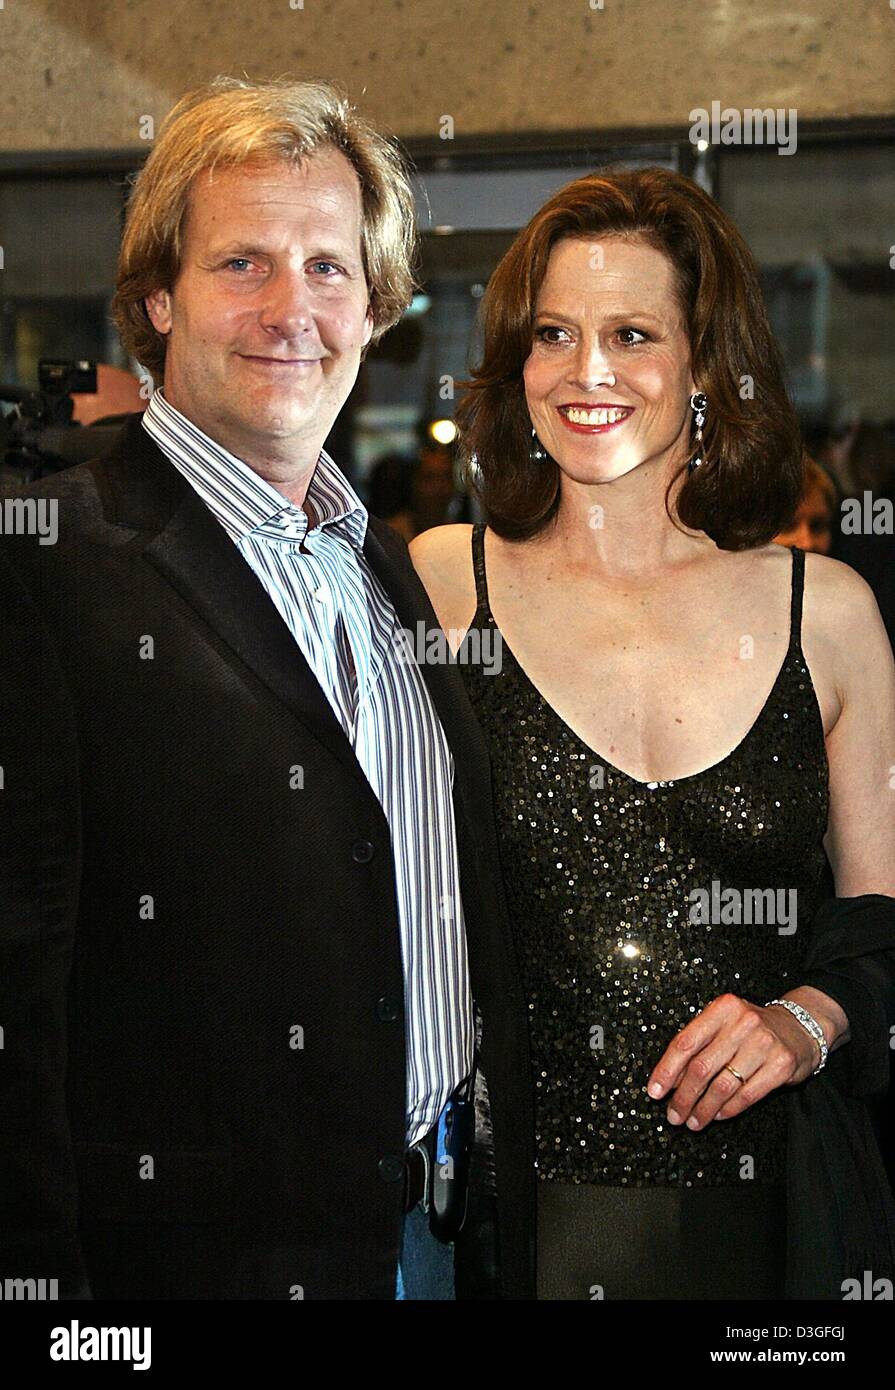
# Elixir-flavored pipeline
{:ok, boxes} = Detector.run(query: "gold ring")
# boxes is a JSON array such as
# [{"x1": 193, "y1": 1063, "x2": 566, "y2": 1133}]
[{"x1": 724, "y1": 1064, "x2": 745, "y2": 1084}]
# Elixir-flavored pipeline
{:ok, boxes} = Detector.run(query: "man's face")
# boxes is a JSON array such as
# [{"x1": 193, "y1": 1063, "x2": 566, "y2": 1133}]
[{"x1": 144, "y1": 148, "x2": 374, "y2": 466}]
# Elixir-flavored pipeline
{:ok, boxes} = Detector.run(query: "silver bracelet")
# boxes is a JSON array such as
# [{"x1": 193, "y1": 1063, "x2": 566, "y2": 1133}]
[{"x1": 765, "y1": 998, "x2": 828, "y2": 1074}]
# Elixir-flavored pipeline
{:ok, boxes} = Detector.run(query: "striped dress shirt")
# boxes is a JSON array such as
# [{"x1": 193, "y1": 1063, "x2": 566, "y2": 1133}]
[{"x1": 142, "y1": 387, "x2": 473, "y2": 1146}]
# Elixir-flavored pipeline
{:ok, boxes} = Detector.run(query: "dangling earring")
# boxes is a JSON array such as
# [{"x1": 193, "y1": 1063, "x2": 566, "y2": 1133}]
[
  {"x1": 688, "y1": 391, "x2": 707, "y2": 473},
  {"x1": 530, "y1": 426, "x2": 548, "y2": 462}
]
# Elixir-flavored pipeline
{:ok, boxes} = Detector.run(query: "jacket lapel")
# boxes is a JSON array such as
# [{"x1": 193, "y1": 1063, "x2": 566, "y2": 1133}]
[
  {"x1": 96, "y1": 416, "x2": 372, "y2": 794},
  {"x1": 93, "y1": 415, "x2": 489, "y2": 809}
]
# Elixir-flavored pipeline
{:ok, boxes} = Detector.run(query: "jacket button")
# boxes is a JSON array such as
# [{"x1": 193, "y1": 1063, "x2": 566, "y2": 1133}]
[
  {"x1": 378, "y1": 1155, "x2": 404, "y2": 1184},
  {"x1": 376, "y1": 995, "x2": 400, "y2": 1022},
  {"x1": 352, "y1": 840, "x2": 374, "y2": 863}
]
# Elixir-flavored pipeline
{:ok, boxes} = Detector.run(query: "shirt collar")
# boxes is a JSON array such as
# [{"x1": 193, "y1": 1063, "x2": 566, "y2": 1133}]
[{"x1": 141, "y1": 385, "x2": 368, "y2": 551}]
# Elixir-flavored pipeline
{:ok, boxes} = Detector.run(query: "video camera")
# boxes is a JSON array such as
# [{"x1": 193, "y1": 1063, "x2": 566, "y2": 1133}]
[{"x1": 0, "y1": 358, "x2": 130, "y2": 488}]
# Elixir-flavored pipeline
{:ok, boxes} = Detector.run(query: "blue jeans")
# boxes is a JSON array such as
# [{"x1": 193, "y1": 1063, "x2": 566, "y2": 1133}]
[{"x1": 395, "y1": 1203, "x2": 455, "y2": 1300}]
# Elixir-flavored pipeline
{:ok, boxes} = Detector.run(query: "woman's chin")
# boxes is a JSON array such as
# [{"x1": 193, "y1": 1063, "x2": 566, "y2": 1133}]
[{"x1": 553, "y1": 452, "x2": 643, "y2": 486}]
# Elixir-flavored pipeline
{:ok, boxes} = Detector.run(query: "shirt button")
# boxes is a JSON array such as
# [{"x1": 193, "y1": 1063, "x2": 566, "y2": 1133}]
[
  {"x1": 376, "y1": 995, "x2": 400, "y2": 1023},
  {"x1": 352, "y1": 840, "x2": 375, "y2": 863},
  {"x1": 378, "y1": 1155, "x2": 404, "y2": 1184}
]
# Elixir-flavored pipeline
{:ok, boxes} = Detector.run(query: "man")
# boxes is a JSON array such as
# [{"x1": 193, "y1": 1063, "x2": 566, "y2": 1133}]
[{"x1": 0, "y1": 76, "x2": 535, "y2": 1299}]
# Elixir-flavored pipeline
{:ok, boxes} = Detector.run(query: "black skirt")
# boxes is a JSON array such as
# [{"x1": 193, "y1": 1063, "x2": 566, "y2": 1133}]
[{"x1": 537, "y1": 1180, "x2": 788, "y2": 1300}]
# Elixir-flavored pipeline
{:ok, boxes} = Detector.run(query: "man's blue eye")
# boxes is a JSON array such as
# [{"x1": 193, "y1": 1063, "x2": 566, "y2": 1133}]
[{"x1": 227, "y1": 258, "x2": 251, "y2": 271}]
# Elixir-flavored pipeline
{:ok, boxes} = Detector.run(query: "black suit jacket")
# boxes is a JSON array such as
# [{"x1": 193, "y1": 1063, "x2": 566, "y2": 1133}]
[{"x1": 0, "y1": 414, "x2": 536, "y2": 1300}]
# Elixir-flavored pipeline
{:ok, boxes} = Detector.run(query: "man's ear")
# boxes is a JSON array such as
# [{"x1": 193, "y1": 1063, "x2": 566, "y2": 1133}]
[
  {"x1": 361, "y1": 304, "x2": 374, "y2": 349},
  {"x1": 145, "y1": 288, "x2": 173, "y2": 336}
]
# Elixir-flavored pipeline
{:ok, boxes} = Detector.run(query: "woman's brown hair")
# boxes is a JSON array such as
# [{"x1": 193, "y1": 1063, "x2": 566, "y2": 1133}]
[
  {"x1": 111, "y1": 75, "x2": 418, "y2": 385},
  {"x1": 456, "y1": 165, "x2": 804, "y2": 550}
]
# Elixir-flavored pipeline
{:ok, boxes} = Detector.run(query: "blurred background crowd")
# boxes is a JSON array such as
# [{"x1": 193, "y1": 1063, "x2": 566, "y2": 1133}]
[{"x1": 1, "y1": 0, "x2": 892, "y2": 657}]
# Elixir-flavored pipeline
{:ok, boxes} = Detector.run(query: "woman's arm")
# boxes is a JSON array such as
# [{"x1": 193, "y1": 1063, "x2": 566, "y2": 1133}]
[
  {"x1": 781, "y1": 555, "x2": 895, "y2": 1051},
  {"x1": 808, "y1": 551, "x2": 895, "y2": 898},
  {"x1": 649, "y1": 553, "x2": 895, "y2": 1124}
]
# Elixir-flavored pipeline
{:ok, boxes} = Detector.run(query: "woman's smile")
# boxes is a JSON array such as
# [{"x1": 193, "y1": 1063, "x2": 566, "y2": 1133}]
[{"x1": 556, "y1": 403, "x2": 635, "y2": 433}]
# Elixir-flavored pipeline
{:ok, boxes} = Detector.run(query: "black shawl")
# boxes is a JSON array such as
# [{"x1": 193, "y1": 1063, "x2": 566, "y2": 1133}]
[{"x1": 785, "y1": 893, "x2": 895, "y2": 1299}]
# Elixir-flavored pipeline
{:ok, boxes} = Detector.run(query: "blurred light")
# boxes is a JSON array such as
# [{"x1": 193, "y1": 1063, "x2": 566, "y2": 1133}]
[
  {"x1": 429, "y1": 418, "x2": 458, "y2": 445},
  {"x1": 470, "y1": 282, "x2": 485, "y2": 298},
  {"x1": 404, "y1": 293, "x2": 431, "y2": 317},
  {"x1": 696, "y1": 139, "x2": 710, "y2": 152},
  {"x1": 433, "y1": 225, "x2": 455, "y2": 236},
  {"x1": 620, "y1": 941, "x2": 641, "y2": 959}
]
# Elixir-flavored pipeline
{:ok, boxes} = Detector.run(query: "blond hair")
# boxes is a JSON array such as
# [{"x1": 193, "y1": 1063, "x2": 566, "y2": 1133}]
[{"x1": 111, "y1": 75, "x2": 418, "y2": 382}]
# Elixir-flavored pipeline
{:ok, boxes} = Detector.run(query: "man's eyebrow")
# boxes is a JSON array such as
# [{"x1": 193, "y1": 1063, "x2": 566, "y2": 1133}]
[
  {"x1": 209, "y1": 241, "x2": 360, "y2": 262},
  {"x1": 210, "y1": 243, "x2": 269, "y2": 258}
]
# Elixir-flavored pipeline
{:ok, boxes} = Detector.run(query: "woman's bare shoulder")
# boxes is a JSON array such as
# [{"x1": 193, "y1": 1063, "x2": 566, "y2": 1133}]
[
  {"x1": 801, "y1": 549, "x2": 888, "y2": 640},
  {"x1": 408, "y1": 521, "x2": 474, "y2": 561},
  {"x1": 408, "y1": 523, "x2": 478, "y2": 633},
  {"x1": 801, "y1": 549, "x2": 894, "y2": 716},
  {"x1": 747, "y1": 543, "x2": 883, "y2": 639},
  {"x1": 731, "y1": 544, "x2": 891, "y2": 733}
]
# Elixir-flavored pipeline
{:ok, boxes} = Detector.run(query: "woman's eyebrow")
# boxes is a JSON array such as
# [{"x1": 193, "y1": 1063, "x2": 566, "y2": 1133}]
[{"x1": 533, "y1": 308, "x2": 666, "y2": 325}]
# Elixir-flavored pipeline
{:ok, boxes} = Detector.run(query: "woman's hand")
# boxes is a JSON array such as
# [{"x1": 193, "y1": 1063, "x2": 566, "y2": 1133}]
[{"x1": 645, "y1": 992, "x2": 834, "y2": 1131}]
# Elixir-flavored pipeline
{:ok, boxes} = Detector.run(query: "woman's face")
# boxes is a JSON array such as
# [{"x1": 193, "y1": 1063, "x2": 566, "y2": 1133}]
[
  {"x1": 774, "y1": 484, "x2": 834, "y2": 555},
  {"x1": 522, "y1": 234, "x2": 697, "y2": 488}
]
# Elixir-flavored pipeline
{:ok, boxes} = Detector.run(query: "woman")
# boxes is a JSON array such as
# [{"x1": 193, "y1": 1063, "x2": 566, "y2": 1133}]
[
  {"x1": 409, "y1": 167, "x2": 895, "y2": 1299},
  {"x1": 773, "y1": 457, "x2": 837, "y2": 555}
]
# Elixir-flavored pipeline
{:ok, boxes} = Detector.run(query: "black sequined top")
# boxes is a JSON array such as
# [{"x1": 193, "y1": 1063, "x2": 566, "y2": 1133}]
[{"x1": 459, "y1": 524, "x2": 830, "y2": 1187}]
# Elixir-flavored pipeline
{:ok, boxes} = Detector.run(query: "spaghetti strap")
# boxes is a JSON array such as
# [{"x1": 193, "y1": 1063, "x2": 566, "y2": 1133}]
[
  {"x1": 789, "y1": 545, "x2": 806, "y2": 653},
  {"x1": 471, "y1": 522, "x2": 493, "y2": 623}
]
